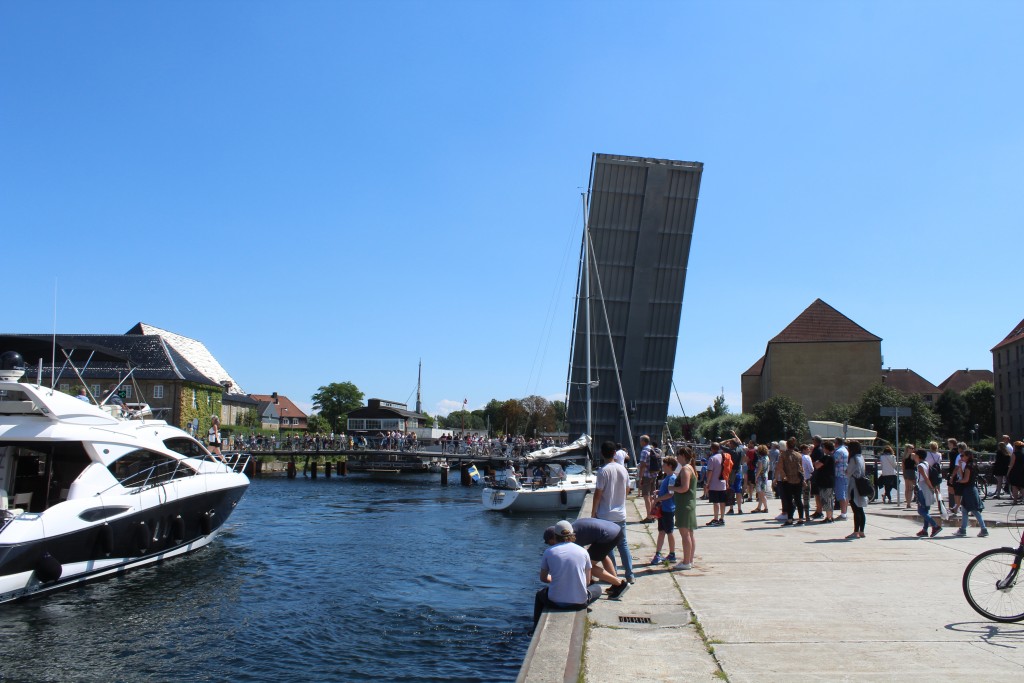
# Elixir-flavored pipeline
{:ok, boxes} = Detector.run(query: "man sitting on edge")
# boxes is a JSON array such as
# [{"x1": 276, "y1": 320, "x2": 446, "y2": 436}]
[{"x1": 533, "y1": 520, "x2": 603, "y2": 626}]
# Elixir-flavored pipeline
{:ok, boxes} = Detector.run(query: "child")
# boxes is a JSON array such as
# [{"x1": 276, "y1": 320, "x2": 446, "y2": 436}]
[{"x1": 651, "y1": 457, "x2": 679, "y2": 564}]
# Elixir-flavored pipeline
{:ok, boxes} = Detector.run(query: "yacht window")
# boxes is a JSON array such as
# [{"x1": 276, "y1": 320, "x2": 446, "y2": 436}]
[
  {"x1": 163, "y1": 437, "x2": 208, "y2": 458},
  {"x1": 108, "y1": 449, "x2": 195, "y2": 490},
  {"x1": 0, "y1": 441, "x2": 91, "y2": 512}
]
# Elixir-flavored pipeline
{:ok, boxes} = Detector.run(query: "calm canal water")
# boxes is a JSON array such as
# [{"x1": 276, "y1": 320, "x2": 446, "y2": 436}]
[{"x1": 0, "y1": 475, "x2": 558, "y2": 682}]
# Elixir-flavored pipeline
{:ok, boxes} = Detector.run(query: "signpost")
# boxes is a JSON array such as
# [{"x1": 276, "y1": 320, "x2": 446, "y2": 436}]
[{"x1": 880, "y1": 407, "x2": 912, "y2": 505}]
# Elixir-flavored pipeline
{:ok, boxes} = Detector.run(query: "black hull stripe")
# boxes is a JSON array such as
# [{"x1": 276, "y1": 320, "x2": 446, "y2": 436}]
[{"x1": 0, "y1": 485, "x2": 247, "y2": 578}]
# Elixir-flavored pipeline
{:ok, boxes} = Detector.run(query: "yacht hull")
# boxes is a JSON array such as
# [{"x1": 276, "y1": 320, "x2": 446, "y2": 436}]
[{"x1": 0, "y1": 482, "x2": 247, "y2": 604}]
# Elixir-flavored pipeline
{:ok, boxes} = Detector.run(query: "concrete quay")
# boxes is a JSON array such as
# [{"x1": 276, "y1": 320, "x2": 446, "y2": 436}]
[{"x1": 519, "y1": 492, "x2": 1024, "y2": 682}]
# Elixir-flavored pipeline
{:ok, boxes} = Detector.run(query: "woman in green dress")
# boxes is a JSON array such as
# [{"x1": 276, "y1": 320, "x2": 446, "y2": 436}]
[{"x1": 671, "y1": 445, "x2": 698, "y2": 570}]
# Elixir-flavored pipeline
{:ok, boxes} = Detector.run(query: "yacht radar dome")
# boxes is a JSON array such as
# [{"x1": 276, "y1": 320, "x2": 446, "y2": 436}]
[{"x1": 0, "y1": 351, "x2": 26, "y2": 380}]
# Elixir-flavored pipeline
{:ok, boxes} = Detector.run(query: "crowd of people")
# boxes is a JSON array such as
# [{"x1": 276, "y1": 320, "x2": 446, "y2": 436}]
[{"x1": 533, "y1": 432, "x2": 1024, "y2": 623}]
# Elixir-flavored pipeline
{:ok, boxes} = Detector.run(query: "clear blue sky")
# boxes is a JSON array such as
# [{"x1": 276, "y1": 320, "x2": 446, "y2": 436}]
[{"x1": 2, "y1": 2, "x2": 1021, "y2": 419}]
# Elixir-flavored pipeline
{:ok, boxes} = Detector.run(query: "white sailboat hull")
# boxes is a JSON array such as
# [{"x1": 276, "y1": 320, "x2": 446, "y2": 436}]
[{"x1": 481, "y1": 479, "x2": 595, "y2": 513}]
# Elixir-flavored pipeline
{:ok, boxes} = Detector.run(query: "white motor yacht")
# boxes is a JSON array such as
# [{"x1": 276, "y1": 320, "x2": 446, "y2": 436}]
[{"x1": 0, "y1": 352, "x2": 249, "y2": 604}]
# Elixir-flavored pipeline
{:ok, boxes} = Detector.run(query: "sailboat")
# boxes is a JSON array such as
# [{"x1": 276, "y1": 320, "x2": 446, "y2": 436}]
[{"x1": 482, "y1": 194, "x2": 631, "y2": 513}]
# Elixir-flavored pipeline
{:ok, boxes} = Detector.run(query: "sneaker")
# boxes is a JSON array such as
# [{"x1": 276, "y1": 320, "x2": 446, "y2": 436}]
[
  {"x1": 979, "y1": 529, "x2": 990, "y2": 537},
  {"x1": 838, "y1": 513, "x2": 848, "y2": 521},
  {"x1": 795, "y1": 520, "x2": 805, "y2": 525},
  {"x1": 954, "y1": 530, "x2": 967, "y2": 537},
  {"x1": 717, "y1": 518, "x2": 725, "y2": 526},
  {"x1": 626, "y1": 575, "x2": 635, "y2": 584},
  {"x1": 916, "y1": 530, "x2": 929, "y2": 537},
  {"x1": 782, "y1": 520, "x2": 793, "y2": 527},
  {"x1": 931, "y1": 525, "x2": 943, "y2": 538},
  {"x1": 705, "y1": 519, "x2": 718, "y2": 526},
  {"x1": 673, "y1": 562, "x2": 692, "y2": 570},
  {"x1": 666, "y1": 553, "x2": 677, "y2": 562},
  {"x1": 810, "y1": 512, "x2": 824, "y2": 520},
  {"x1": 607, "y1": 581, "x2": 630, "y2": 599},
  {"x1": 775, "y1": 513, "x2": 788, "y2": 522},
  {"x1": 650, "y1": 554, "x2": 664, "y2": 565},
  {"x1": 726, "y1": 509, "x2": 735, "y2": 515}
]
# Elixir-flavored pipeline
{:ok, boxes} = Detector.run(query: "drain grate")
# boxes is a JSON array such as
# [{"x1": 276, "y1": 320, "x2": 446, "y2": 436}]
[{"x1": 618, "y1": 615, "x2": 652, "y2": 624}]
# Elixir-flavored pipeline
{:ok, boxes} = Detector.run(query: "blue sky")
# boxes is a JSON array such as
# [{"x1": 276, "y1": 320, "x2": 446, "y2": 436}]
[{"x1": 2, "y1": 2, "x2": 1021, "y2": 419}]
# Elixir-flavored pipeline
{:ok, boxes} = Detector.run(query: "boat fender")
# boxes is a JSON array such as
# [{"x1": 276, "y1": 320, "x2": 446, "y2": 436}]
[
  {"x1": 200, "y1": 510, "x2": 215, "y2": 535},
  {"x1": 136, "y1": 521, "x2": 150, "y2": 554},
  {"x1": 98, "y1": 522, "x2": 114, "y2": 556},
  {"x1": 560, "y1": 490, "x2": 568, "y2": 505},
  {"x1": 36, "y1": 552, "x2": 62, "y2": 583},
  {"x1": 171, "y1": 514, "x2": 185, "y2": 543}
]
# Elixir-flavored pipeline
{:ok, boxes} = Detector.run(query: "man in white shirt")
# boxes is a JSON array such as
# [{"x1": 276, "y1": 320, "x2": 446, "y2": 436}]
[
  {"x1": 613, "y1": 443, "x2": 630, "y2": 466},
  {"x1": 592, "y1": 440, "x2": 634, "y2": 583},
  {"x1": 533, "y1": 520, "x2": 603, "y2": 625}
]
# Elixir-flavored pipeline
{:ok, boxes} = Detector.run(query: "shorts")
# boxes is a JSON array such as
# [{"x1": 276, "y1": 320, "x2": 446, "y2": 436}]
[
  {"x1": 657, "y1": 514, "x2": 675, "y2": 534},
  {"x1": 640, "y1": 477, "x2": 657, "y2": 496},
  {"x1": 834, "y1": 476, "x2": 848, "y2": 501},
  {"x1": 587, "y1": 538, "x2": 618, "y2": 563},
  {"x1": 731, "y1": 476, "x2": 744, "y2": 493},
  {"x1": 708, "y1": 489, "x2": 728, "y2": 504}
]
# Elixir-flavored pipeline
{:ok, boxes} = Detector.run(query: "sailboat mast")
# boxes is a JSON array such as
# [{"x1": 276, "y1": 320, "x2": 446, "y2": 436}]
[
  {"x1": 582, "y1": 192, "x2": 592, "y2": 440},
  {"x1": 416, "y1": 359, "x2": 422, "y2": 414}
]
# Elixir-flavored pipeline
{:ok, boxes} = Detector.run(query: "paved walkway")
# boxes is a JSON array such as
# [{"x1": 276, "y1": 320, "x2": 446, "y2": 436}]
[{"x1": 580, "y1": 491, "x2": 1024, "y2": 682}]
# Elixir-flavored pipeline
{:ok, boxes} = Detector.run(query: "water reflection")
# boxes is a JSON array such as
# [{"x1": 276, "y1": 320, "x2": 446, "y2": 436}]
[{"x1": 0, "y1": 475, "x2": 556, "y2": 682}]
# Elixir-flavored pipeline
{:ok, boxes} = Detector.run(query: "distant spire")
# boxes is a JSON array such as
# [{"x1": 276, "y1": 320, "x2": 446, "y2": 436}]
[{"x1": 416, "y1": 359, "x2": 422, "y2": 414}]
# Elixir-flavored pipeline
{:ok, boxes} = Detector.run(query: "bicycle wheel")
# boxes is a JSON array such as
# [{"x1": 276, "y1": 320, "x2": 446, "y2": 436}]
[
  {"x1": 981, "y1": 476, "x2": 999, "y2": 499},
  {"x1": 963, "y1": 547, "x2": 1024, "y2": 622}
]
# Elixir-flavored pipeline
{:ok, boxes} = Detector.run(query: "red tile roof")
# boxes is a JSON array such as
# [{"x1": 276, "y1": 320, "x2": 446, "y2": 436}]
[
  {"x1": 881, "y1": 369, "x2": 939, "y2": 395},
  {"x1": 938, "y1": 369, "x2": 994, "y2": 393},
  {"x1": 249, "y1": 394, "x2": 308, "y2": 419},
  {"x1": 991, "y1": 318, "x2": 1024, "y2": 352},
  {"x1": 743, "y1": 356, "x2": 765, "y2": 377},
  {"x1": 769, "y1": 299, "x2": 881, "y2": 344}
]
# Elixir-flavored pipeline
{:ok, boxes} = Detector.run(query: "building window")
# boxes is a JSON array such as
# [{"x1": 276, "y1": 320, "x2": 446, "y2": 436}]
[
  {"x1": 59, "y1": 383, "x2": 70, "y2": 393},
  {"x1": 123, "y1": 385, "x2": 132, "y2": 399},
  {"x1": 153, "y1": 385, "x2": 164, "y2": 399},
  {"x1": 91, "y1": 384, "x2": 101, "y2": 396}
]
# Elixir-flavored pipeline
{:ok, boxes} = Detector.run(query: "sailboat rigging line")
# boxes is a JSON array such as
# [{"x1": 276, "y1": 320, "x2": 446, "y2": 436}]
[
  {"x1": 525, "y1": 198, "x2": 583, "y2": 397},
  {"x1": 563, "y1": 196, "x2": 587, "y2": 425},
  {"x1": 672, "y1": 379, "x2": 689, "y2": 418},
  {"x1": 51, "y1": 279, "x2": 58, "y2": 392},
  {"x1": 585, "y1": 226, "x2": 637, "y2": 460}
]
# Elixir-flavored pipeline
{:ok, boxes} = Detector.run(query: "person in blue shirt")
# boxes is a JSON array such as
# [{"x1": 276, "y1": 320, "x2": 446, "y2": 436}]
[{"x1": 650, "y1": 457, "x2": 678, "y2": 564}]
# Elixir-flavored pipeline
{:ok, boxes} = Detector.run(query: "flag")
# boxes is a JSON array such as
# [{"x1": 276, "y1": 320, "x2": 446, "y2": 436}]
[
  {"x1": 463, "y1": 398, "x2": 468, "y2": 406},
  {"x1": 467, "y1": 464, "x2": 480, "y2": 482}
]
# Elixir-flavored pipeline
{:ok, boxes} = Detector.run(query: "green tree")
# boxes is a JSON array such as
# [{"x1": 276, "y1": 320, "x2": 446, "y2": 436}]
[
  {"x1": 852, "y1": 383, "x2": 939, "y2": 446},
  {"x1": 551, "y1": 400, "x2": 567, "y2": 433},
  {"x1": 311, "y1": 382, "x2": 364, "y2": 433},
  {"x1": 696, "y1": 413, "x2": 756, "y2": 442},
  {"x1": 934, "y1": 389, "x2": 968, "y2": 440},
  {"x1": 751, "y1": 396, "x2": 808, "y2": 442},
  {"x1": 444, "y1": 409, "x2": 485, "y2": 431},
  {"x1": 240, "y1": 407, "x2": 260, "y2": 428},
  {"x1": 961, "y1": 381, "x2": 995, "y2": 439},
  {"x1": 520, "y1": 395, "x2": 556, "y2": 436},
  {"x1": 814, "y1": 402, "x2": 856, "y2": 425},
  {"x1": 500, "y1": 398, "x2": 527, "y2": 435},
  {"x1": 305, "y1": 413, "x2": 330, "y2": 434}
]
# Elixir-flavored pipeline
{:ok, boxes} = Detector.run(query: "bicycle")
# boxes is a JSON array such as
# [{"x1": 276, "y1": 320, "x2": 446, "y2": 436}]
[{"x1": 962, "y1": 507, "x2": 1024, "y2": 622}]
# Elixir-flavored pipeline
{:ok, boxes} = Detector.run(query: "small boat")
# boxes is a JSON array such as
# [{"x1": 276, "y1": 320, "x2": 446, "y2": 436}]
[
  {"x1": 482, "y1": 435, "x2": 595, "y2": 513},
  {"x1": 0, "y1": 352, "x2": 250, "y2": 604}
]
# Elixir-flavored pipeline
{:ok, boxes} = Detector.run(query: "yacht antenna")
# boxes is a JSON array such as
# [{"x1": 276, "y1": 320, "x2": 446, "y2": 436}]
[{"x1": 50, "y1": 279, "x2": 57, "y2": 393}]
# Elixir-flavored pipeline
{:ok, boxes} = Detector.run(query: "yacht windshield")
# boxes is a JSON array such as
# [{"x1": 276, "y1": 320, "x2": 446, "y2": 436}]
[{"x1": 108, "y1": 449, "x2": 195, "y2": 491}]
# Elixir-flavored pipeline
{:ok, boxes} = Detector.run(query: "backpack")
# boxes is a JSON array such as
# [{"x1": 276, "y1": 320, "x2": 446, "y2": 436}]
[
  {"x1": 928, "y1": 461, "x2": 942, "y2": 488},
  {"x1": 721, "y1": 452, "x2": 733, "y2": 483},
  {"x1": 648, "y1": 447, "x2": 662, "y2": 474}
]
